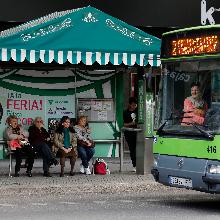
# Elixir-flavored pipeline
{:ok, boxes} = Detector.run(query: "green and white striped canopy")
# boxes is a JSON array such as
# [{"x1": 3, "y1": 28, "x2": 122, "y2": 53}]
[{"x1": 0, "y1": 6, "x2": 161, "y2": 66}]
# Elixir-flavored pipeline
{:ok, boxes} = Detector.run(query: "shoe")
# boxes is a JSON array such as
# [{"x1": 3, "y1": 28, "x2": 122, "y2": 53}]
[
  {"x1": 60, "y1": 173, "x2": 64, "y2": 177},
  {"x1": 85, "y1": 167, "x2": 91, "y2": 175},
  {"x1": 132, "y1": 167, "x2": 136, "y2": 172},
  {"x1": 43, "y1": 171, "x2": 52, "y2": 177},
  {"x1": 14, "y1": 172, "x2": 20, "y2": 177},
  {"x1": 69, "y1": 171, "x2": 75, "y2": 176},
  {"x1": 80, "y1": 164, "x2": 85, "y2": 174},
  {"x1": 26, "y1": 170, "x2": 32, "y2": 177}
]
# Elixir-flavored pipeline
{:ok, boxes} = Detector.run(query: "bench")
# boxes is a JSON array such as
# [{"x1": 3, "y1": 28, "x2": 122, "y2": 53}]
[
  {"x1": 5, "y1": 138, "x2": 123, "y2": 176},
  {"x1": 0, "y1": 140, "x2": 14, "y2": 177},
  {"x1": 3, "y1": 141, "x2": 38, "y2": 177}
]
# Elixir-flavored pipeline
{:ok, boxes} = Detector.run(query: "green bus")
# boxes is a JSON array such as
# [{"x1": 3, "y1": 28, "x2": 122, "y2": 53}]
[{"x1": 151, "y1": 25, "x2": 220, "y2": 193}]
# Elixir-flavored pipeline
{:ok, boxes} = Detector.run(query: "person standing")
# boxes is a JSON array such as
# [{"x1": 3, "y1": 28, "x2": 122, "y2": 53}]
[
  {"x1": 53, "y1": 116, "x2": 78, "y2": 177},
  {"x1": 5, "y1": 115, "x2": 35, "y2": 177},
  {"x1": 123, "y1": 97, "x2": 137, "y2": 172},
  {"x1": 28, "y1": 117, "x2": 58, "y2": 177},
  {"x1": 74, "y1": 116, "x2": 95, "y2": 175}
]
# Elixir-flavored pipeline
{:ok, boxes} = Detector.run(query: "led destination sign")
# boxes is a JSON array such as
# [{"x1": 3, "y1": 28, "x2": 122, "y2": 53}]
[
  {"x1": 161, "y1": 28, "x2": 220, "y2": 59},
  {"x1": 171, "y1": 35, "x2": 219, "y2": 56}
]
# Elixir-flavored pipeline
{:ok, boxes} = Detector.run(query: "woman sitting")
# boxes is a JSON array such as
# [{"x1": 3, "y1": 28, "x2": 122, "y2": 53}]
[
  {"x1": 5, "y1": 115, "x2": 35, "y2": 177},
  {"x1": 53, "y1": 116, "x2": 78, "y2": 177},
  {"x1": 182, "y1": 82, "x2": 208, "y2": 126},
  {"x1": 28, "y1": 117, "x2": 58, "y2": 177},
  {"x1": 74, "y1": 116, "x2": 95, "y2": 175}
]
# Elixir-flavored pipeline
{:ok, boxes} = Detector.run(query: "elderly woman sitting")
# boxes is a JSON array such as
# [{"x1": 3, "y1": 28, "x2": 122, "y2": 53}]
[
  {"x1": 74, "y1": 116, "x2": 95, "y2": 175},
  {"x1": 28, "y1": 117, "x2": 58, "y2": 177},
  {"x1": 5, "y1": 115, "x2": 35, "y2": 177}
]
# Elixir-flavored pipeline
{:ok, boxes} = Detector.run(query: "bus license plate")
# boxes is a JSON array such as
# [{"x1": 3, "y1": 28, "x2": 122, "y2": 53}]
[{"x1": 169, "y1": 176, "x2": 192, "y2": 188}]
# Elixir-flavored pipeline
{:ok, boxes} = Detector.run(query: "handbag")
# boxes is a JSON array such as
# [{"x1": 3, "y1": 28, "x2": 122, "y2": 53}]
[
  {"x1": 93, "y1": 158, "x2": 110, "y2": 175},
  {"x1": 77, "y1": 139, "x2": 95, "y2": 148},
  {"x1": 9, "y1": 139, "x2": 21, "y2": 149}
]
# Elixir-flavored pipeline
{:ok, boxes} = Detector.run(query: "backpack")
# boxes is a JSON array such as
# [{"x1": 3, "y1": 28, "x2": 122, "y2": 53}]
[{"x1": 93, "y1": 158, "x2": 110, "y2": 175}]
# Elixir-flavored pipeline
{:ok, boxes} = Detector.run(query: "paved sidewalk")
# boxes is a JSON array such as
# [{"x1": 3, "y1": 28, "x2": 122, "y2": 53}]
[{"x1": 0, "y1": 157, "x2": 158, "y2": 196}]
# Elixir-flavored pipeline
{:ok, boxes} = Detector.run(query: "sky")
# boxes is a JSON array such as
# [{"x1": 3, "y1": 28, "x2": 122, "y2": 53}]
[{"x1": 0, "y1": 0, "x2": 220, "y2": 27}]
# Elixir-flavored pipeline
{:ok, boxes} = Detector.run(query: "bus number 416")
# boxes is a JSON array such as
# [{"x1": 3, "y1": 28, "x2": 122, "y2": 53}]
[{"x1": 207, "y1": 146, "x2": 217, "y2": 153}]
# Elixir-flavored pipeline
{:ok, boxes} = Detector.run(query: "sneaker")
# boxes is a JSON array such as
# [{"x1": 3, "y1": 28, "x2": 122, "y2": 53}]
[
  {"x1": 80, "y1": 164, "x2": 85, "y2": 174},
  {"x1": 85, "y1": 167, "x2": 91, "y2": 175},
  {"x1": 132, "y1": 167, "x2": 136, "y2": 172}
]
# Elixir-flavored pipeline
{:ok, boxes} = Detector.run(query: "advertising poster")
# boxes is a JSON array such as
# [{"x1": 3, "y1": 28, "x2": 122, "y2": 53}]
[{"x1": 0, "y1": 88, "x2": 75, "y2": 139}]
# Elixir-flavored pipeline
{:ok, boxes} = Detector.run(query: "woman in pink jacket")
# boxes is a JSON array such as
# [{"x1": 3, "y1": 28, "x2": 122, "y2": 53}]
[{"x1": 182, "y1": 82, "x2": 208, "y2": 126}]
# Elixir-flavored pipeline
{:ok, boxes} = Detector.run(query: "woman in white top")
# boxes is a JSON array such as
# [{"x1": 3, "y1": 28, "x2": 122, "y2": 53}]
[{"x1": 74, "y1": 116, "x2": 95, "y2": 175}]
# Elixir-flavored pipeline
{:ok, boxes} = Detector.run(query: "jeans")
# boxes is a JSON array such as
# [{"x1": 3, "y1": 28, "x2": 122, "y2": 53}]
[
  {"x1": 33, "y1": 142, "x2": 52, "y2": 172},
  {"x1": 77, "y1": 145, "x2": 95, "y2": 168}
]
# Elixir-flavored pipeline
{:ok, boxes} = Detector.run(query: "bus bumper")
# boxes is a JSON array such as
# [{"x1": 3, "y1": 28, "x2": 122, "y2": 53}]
[{"x1": 151, "y1": 154, "x2": 220, "y2": 193}]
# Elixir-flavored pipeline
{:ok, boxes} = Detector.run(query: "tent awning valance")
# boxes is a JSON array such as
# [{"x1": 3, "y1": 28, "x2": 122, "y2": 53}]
[
  {"x1": 0, "y1": 6, "x2": 161, "y2": 66},
  {"x1": 0, "y1": 49, "x2": 160, "y2": 66}
]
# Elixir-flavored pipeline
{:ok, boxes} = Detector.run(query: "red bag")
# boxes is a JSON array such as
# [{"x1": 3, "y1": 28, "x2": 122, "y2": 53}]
[
  {"x1": 94, "y1": 158, "x2": 110, "y2": 175},
  {"x1": 9, "y1": 139, "x2": 21, "y2": 149}
]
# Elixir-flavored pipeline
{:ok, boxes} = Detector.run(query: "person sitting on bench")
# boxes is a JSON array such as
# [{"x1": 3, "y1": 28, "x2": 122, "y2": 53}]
[
  {"x1": 5, "y1": 115, "x2": 35, "y2": 177},
  {"x1": 28, "y1": 117, "x2": 58, "y2": 177}
]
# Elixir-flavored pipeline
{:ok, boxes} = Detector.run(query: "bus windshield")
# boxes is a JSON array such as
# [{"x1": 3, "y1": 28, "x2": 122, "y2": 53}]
[{"x1": 157, "y1": 60, "x2": 220, "y2": 137}]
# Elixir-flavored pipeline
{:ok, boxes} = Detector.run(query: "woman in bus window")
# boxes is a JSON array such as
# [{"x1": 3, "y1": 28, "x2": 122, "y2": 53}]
[{"x1": 182, "y1": 82, "x2": 208, "y2": 125}]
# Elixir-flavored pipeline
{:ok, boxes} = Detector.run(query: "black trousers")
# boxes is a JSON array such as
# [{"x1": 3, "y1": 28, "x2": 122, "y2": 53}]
[
  {"x1": 15, "y1": 145, "x2": 35, "y2": 172},
  {"x1": 124, "y1": 131, "x2": 137, "y2": 167},
  {"x1": 33, "y1": 143, "x2": 53, "y2": 172}
]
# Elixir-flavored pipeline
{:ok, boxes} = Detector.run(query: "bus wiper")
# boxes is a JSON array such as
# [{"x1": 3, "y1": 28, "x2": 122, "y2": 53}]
[
  {"x1": 156, "y1": 113, "x2": 173, "y2": 135},
  {"x1": 157, "y1": 112, "x2": 193, "y2": 135},
  {"x1": 157, "y1": 113, "x2": 211, "y2": 139},
  {"x1": 181, "y1": 121, "x2": 214, "y2": 140}
]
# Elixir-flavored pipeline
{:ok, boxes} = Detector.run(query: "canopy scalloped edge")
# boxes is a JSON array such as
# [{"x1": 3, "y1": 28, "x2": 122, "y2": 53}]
[{"x1": 0, "y1": 49, "x2": 161, "y2": 66}]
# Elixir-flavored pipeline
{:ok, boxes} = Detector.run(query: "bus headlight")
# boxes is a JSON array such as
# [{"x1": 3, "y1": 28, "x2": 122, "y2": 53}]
[{"x1": 208, "y1": 165, "x2": 220, "y2": 174}]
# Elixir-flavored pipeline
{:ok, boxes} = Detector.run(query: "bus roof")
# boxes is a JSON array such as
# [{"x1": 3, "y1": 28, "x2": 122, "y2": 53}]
[{"x1": 163, "y1": 24, "x2": 220, "y2": 36}]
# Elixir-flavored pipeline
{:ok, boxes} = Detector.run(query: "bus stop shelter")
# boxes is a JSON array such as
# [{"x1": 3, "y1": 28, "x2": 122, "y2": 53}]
[{"x1": 0, "y1": 6, "x2": 161, "y2": 160}]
